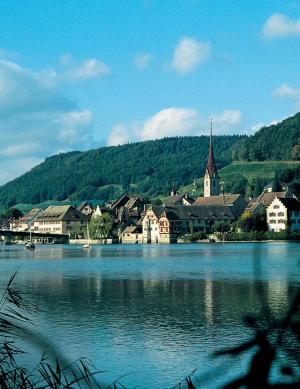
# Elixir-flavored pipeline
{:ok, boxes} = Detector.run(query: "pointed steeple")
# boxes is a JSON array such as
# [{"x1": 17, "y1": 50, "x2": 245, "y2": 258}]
[
  {"x1": 203, "y1": 119, "x2": 219, "y2": 197},
  {"x1": 206, "y1": 118, "x2": 218, "y2": 178}
]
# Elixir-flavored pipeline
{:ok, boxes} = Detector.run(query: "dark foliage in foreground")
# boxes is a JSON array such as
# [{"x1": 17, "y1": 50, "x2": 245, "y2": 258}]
[
  {"x1": 174, "y1": 257, "x2": 300, "y2": 389},
  {"x1": 0, "y1": 272, "x2": 124, "y2": 388}
]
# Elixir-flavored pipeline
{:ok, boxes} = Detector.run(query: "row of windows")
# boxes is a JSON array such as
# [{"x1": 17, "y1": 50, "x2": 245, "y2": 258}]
[
  {"x1": 290, "y1": 219, "x2": 300, "y2": 224},
  {"x1": 269, "y1": 219, "x2": 286, "y2": 224},
  {"x1": 269, "y1": 212, "x2": 285, "y2": 217}
]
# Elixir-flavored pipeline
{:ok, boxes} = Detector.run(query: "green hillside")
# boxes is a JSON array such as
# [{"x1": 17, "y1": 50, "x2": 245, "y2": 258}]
[
  {"x1": 181, "y1": 160, "x2": 300, "y2": 198},
  {"x1": 233, "y1": 112, "x2": 300, "y2": 161},
  {"x1": 0, "y1": 135, "x2": 243, "y2": 210}
]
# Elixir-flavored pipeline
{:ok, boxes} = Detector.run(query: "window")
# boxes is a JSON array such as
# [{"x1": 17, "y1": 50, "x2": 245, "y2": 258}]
[
  {"x1": 277, "y1": 212, "x2": 284, "y2": 217},
  {"x1": 273, "y1": 205, "x2": 280, "y2": 209},
  {"x1": 295, "y1": 212, "x2": 299, "y2": 217},
  {"x1": 269, "y1": 212, "x2": 276, "y2": 217},
  {"x1": 269, "y1": 220, "x2": 276, "y2": 224},
  {"x1": 278, "y1": 219, "x2": 285, "y2": 224}
]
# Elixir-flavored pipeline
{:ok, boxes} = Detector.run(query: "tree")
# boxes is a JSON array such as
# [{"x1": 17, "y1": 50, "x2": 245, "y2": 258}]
[
  {"x1": 89, "y1": 213, "x2": 114, "y2": 240},
  {"x1": 272, "y1": 171, "x2": 282, "y2": 192},
  {"x1": 2, "y1": 208, "x2": 23, "y2": 219},
  {"x1": 213, "y1": 221, "x2": 231, "y2": 233},
  {"x1": 237, "y1": 211, "x2": 253, "y2": 232},
  {"x1": 253, "y1": 177, "x2": 263, "y2": 197}
]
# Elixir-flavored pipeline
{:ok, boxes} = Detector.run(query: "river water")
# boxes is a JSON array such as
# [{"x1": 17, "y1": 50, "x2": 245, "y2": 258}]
[{"x1": 0, "y1": 242, "x2": 299, "y2": 388}]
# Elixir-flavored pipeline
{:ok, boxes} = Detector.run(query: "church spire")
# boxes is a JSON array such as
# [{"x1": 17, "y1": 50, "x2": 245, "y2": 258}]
[
  {"x1": 204, "y1": 118, "x2": 219, "y2": 197},
  {"x1": 206, "y1": 118, "x2": 218, "y2": 178}
]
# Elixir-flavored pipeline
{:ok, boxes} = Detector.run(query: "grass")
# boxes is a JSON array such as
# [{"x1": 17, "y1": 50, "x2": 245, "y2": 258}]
[{"x1": 179, "y1": 160, "x2": 300, "y2": 197}]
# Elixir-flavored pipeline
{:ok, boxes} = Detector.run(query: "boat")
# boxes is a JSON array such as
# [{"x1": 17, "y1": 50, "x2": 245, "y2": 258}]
[
  {"x1": 83, "y1": 223, "x2": 91, "y2": 249},
  {"x1": 25, "y1": 224, "x2": 35, "y2": 250}
]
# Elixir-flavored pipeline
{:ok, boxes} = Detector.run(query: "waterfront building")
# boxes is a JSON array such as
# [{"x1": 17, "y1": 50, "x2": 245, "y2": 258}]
[
  {"x1": 34, "y1": 205, "x2": 88, "y2": 237},
  {"x1": 142, "y1": 204, "x2": 234, "y2": 243},
  {"x1": 266, "y1": 196, "x2": 300, "y2": 232},
  {"x1": 193, "y1": 194, "x2": 246, "y2": 218},
  {"x1": 121, "y1": 225, "x2": 143, "y2": 244},
  {"x1": 11, "y1": 208, "x2": 43, "y2": 231},
  {"x1": 110, "y1": 194, "x2": 146, "y2": 224},
  {"x1": 142, "y1": 205, "x2": 164, "y2": 243}
]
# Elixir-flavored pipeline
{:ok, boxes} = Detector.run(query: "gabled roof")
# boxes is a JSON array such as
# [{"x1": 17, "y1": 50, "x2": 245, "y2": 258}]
[
  {"x1": 163, "y1": 194, "x2": 194, "y2": 206},
  {"x1": 145, "y1": 205, "x2": 165, "y2": 219},
  {"x1": 36, "y1": 205, "x2": 87, "y2": 222},
  {"x1": 77, "y1": 202, "x2": 93, "y2": 211},
  {"x1": 255, "y1": 191, "x2": 287, "y2": 207},
  {"x1": 194, "y1": 194, "x2": 242, "y2": 206},
  {"x1": 278, "y1": 198, "x2": 300, "y2": 211},
  {"x1": 122, "y1": 225, "x2": 142, "y2": 234},
  {"x1": 110, "y1": 195, "x2": 130, "y2": 210},
  {"x1": 125, "y1": 195, "x2": 145, "y2": 209},
  {"x1": 19, "y1": 208, "x2": 43, "y2": 223}
]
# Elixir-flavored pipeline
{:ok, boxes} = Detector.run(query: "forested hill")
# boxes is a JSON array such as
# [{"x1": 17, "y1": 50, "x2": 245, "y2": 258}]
[
  {"x1": 232, "y1": 112, "x2": 300, "y2": 161},
  {"x1": 0, "y1": 136, "x2": 243, "y2": 209}
]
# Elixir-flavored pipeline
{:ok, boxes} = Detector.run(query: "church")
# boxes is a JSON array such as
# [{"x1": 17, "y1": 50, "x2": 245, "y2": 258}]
[{"x1": 193, "y1": 122, "x2": 247, "y2": 218}]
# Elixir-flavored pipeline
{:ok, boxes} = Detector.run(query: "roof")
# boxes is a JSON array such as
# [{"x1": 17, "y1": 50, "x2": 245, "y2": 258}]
[
  {"x1": 163, "y1": 194, "x2": 194, "y2": 206},
  {"x1": 160, "y1": 205, "x2": 234, "y2": 221},
  {"x1": 125, "y1": 195, "x2": 145, "y2": 209},
  {"x1": 36, "y1": 205, "x2": 87, "y2": 222},
  {"x1": 110, "y1": 195, "x2": 130, "y2": 210},
  {"x1": 77, "y1": 202, "x2": 93, "y2": 211},
  {"x1": 146, "y1": 205, "x2": 165, "y2": 219},
  {"x1": 256, "y1": 191, "x2": 287, "y2": 207},
  {"x1": 19, "y1": 208, "x2": 43, "y2": 223},
  {"x1": 194, "y1": 194, "x2": 242, "y2": 206},
  {"x1": 205, "y1": 131, "x2": 218, "y2": 178},
  {"x1": 122, "y1": 225, "x2": 142, "y2": 234},
  {"x1": 278, "y1": 198, "x2": 300, "y2": 211}
]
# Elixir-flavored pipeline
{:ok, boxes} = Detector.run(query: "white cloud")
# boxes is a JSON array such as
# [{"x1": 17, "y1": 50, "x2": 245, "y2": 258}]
[
  {"x1": 107, "y1": 107, "x2": 243, "y2": 146},
  {"x1": 107, "y1": 123, "x2": 130, "y2": 146},
  {"x1": 262, "y1": 13, "x2": 300, "y2": 39},
  {"x1": 63, "y1": 58, "x2": 110, "y2": 81},
  {"x1": 134, "y1": 53, "x2": 154, "y2": 70},
  {"x1": 140, "y1": 108, "x2": 200, "y2": 140},
  {"x1": 213, "y1": 109, "x2": 242, "y2": 127},
  {"x1": 0, "y1": 59, "x2": 94, "y2": 185},
  {"x1": 271, "y1": 83, "x2": 300, "y2": 99},
  {"x1": 271, "y1": 83, "x2": 300, "y2": 110},
  {"x1": 172, "y1": 37, "x2": 210, "y2": 74}
]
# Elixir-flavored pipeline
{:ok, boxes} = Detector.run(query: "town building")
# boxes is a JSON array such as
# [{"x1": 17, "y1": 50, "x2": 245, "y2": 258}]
[
  {"x1": 142, "y1": 204, "x2": 234, "y2": 243},
  {"x1": 77, "y1": 202, "x2": 94, "y2": 216},
  {"x1": 34, "y1": 205, "x2": 88, "y2": 237},
  {"x1": 121, "y1": 225, "x2": 143, "y2": 244},
  {"x1": 110, "y1": 194, "x2": 147, "y2": 224},
  {"x1": 11, "y1": 208, "x2": 43, "y2": 231},
  {"x1": 266, "y1": 196, "x2": 300, "y2": 232},
  {"x1": 194, "y1": 194, "x2": 246, "y2": 218}
]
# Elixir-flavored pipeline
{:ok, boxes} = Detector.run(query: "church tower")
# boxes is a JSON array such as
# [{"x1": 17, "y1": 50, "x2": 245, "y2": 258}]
[{"x1": 204, "y1": 119, "x2": 219, "y2": 197}]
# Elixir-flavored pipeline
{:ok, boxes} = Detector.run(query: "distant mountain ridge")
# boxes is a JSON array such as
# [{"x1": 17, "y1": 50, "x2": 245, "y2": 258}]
[
  {"x1": 0, "y1": 136, "x2": 243, "y2": 209},
  {"x1": 232, "y1": 112, "x2": 300, "y2": 161},
  {"x1": 1, "y1": 111, "x2": 300, "y2": 210}
]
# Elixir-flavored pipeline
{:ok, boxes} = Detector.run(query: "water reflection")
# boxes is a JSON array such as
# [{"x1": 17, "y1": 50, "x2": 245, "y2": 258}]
[{"x1": 0, "y1": 243, "x2": 299, "y2": 388}]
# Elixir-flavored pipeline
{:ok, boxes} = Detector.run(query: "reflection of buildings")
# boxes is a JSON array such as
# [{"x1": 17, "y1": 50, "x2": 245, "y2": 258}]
[
  {"x1": 267, "y1": 280, "x2": 289, "y2": 316},
  {"x1": 204, "y1": 278, "x2": 214, "y2": 325}
]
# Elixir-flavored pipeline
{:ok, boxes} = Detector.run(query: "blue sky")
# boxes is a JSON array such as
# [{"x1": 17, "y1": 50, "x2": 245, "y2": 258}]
[{"x1": 0, "y1": 0, "x2": 300, "y2": 184}]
